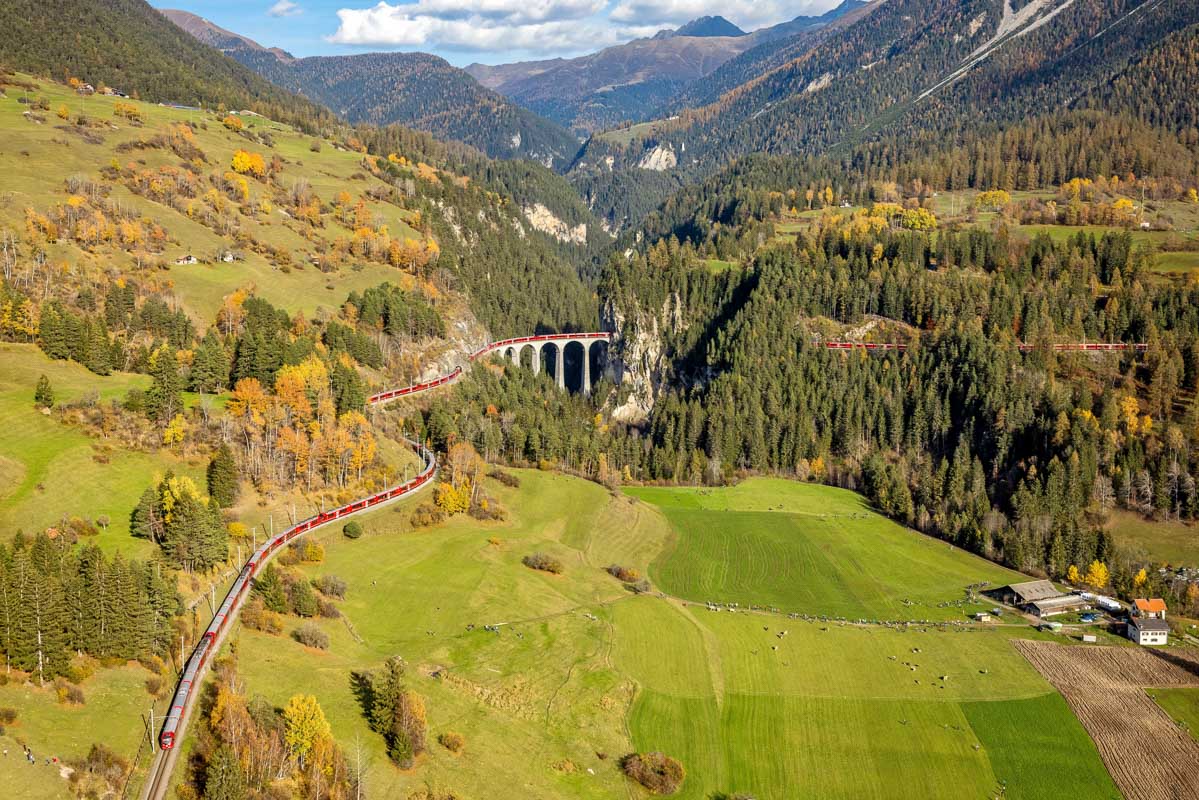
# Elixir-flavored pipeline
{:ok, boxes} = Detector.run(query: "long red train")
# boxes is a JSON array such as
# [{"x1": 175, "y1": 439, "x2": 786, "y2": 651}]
[{"x1": 158, "y1": 439, "x2": 436, "y2": 749}]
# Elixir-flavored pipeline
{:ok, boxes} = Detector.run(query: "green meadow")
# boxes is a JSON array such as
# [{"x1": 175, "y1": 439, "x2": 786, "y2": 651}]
[
  {"x1": 628, "y1": 479, "x2": 1020, "y2": 620},
  {"x1": 212, "y1": 472, "x2": 1118, "y2": 800}
]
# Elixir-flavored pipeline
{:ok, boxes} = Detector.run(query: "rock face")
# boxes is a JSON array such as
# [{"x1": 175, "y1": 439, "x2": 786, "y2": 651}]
[
  {"x1": 637, "y1": 144, "x2": 678, "y2": 171},
  {"x1": 521, "y1": 203, "x2": 587, "y2": 244},
  {"x1": 603, "y1": 293, "x2": 686, "y2": 423}
]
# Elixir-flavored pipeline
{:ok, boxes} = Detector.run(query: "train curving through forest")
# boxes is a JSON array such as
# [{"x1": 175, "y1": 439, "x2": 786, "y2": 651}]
[{"x1": 157, "y1": 438, "x2": 436, "y2": 750}]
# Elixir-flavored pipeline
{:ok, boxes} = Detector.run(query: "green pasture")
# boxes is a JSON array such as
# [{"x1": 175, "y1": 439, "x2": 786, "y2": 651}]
[
  {"x1": 0, "y1": 76, "x2": 419, "y2": 324},
  {"x1": 1107, "y1": 510, "x2": 1199, "y2": 566},
  {"x1": 211, "y1": 471, "x2": 1118, "y2": 800},
  {"x1": 0, "y1": 664, "x2": 156, "y2": 800},
  {"x1": 627, "y1": 479, "x2": 1020, "y2": 619},
  {"x1": 1148, "y1": 687, "x2": 1199, "y2": 742},
  {"x1": 0, "y1": 344, "x2": 203, "y2": 556}
]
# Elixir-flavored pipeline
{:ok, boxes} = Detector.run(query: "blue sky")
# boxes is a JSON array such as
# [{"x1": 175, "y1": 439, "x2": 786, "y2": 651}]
[{"x1": 153, "y1": 1, "x2": 841, "y2": 66}]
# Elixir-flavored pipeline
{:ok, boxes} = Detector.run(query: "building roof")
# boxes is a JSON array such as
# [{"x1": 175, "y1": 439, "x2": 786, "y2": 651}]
[
  {"x1": 1002, "y1": 580, "x2": 1062, "y2": 603},
  {"x1": 1028, "y1": 595, "x2": 1089, "y2": 613},
  {"x1": 1132, "y1": 617, "x2": 1169, "y2": 633},
  {"x1": 1134, "y1": 598, "x2": 1167, "y2": 613}
]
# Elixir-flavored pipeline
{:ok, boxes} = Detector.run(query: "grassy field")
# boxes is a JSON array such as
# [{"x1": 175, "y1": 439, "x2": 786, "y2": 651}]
[
  {"x1": 1152, "y1": 250, "x2": 1199, "y2": 274},
  {"x1": 0, "y1": 664, "x2": 157, "y2": 800},
  {"x1": 627, "y1": 479, "x2": 1020, "y2": 620},
  {"x1": 0, "y1": 344, "x2": 205, "y2": 556},
  {"x1": 202, "y1": 472, "x2": 1122, "y2": 800},
  {"x1": 1107, "y1": 510, "x2": 1199, "y2": 566},
  {"x1": 1148, "y1": 687, "x2": 1199, "y2": 742}
]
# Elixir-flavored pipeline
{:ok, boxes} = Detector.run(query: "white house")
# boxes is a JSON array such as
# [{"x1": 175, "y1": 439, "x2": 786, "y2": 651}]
[{"x1": 1128, "y1": 598, "x2": 1169, "y2": 645}]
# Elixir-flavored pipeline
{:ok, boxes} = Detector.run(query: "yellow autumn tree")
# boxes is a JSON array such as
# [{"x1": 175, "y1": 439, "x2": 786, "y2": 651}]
[
  {"x1": 1133, "y1": 567, "x2": 1148, "y2": 590},
  {"x1": 1066, "y1": 564, "x2": 1081, "y2": 585},
  {"x1": 1084, "y1": 560, "x2": 1109, "y2": 590},
  {"x1": 230, "y1": 149, "x2": 265, "y2": 178},
  {"x1": 283, "y1": 694, "x2": 332, "y2": 767}
]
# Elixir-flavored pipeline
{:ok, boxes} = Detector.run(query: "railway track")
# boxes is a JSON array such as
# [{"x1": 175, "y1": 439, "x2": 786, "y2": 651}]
[{"x1": 139, "y1": 328, "x2": 1147, "y2": 797}]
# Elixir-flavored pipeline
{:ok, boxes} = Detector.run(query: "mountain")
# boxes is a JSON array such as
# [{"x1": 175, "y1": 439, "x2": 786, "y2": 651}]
[
  {"x1": 161, "y1": 9, "x2": 580, "y2": 167},
  {"x1": 570, "y1": 0, "x2": 1199, "y2": 231},
  {"x1": 467, "y1": 2, "x2": 867, "y2": 133},
  {"x1": 0, "y1": 0, "x2": 333, "y2": 132},
  {"x1": 672, "y1": 16, "x2": 747, "y2": 38}
]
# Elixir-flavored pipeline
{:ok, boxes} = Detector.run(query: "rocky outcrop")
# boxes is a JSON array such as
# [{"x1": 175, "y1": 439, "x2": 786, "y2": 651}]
[
  {"x1": 637, "y1": 144, "x2": 677, "y2": 171},
  {"x1": 521, "y1": 203, "x2": 587, "y2": 244},
  {"x1": 603, "y1": 292, "x2": 686, "y2": 423}
]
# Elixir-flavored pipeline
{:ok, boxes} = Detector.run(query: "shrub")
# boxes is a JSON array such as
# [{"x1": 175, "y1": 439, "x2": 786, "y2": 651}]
[
  {"x1": 241, "y1": 597, "x2": 284, "y2": 635},
  {"x1": 0, "y1": 707, "x2": 17, "y2": 724},
  {"x1": 309, "y1": 140, "x2": 321, "y2": 152},
  {"x1": 606, "y1": 564, "x2": 641, "y2": 582},
  {"x1": 410, "y1": 502, "x2": 446, "y2": 528},
  {"x1": 438, "y1": 731, "x2": 465, "y2": 753},
  {"x1": 314, "y1": 574, "x2": 347, "y2": 599},
  {"x1": 144, "y1": 676, "x2": 163, "y2": 697},
  {"x1": 302, "y1": 540, "x2": 325, "y2": 563},
  {"x1": 343, "y1": 520, "x2": 364, "y2": 539},
  {"x1": 522, "y1": 553, "x2": 563, "y2": 575},
  {"x1": 55, "y1": 678, "x2": 85, "y2": 705},
  {"x1": 317, "y1": 598, "x2": 341, "y2": 619},
  {"x1": 625, "y1": 579, "x2": 652, "y2": 594},
  {"x1": 489, "y1": 469, "x2": 520, "y2": 488},
  {"x1": 620, "y1": 752, "x2": 685, "y2": 795},
  {"x1": 293, "y1": 623, "x2": 330, "y2": 650}
]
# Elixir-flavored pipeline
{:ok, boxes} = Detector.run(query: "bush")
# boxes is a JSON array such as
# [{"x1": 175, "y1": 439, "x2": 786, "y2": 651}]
[
  {"x1": 489, "y1": 469, "x2": 520, "y2": 488},
  {"x1": 314, "y1": 574, "x2": 347, "y2": 599},
  {"x1": 292, "y1": 623, "x2": 330, "y2": 650},
  {"x1": 620, "y1": 752, "x2": 685, "y2": 795},
  {"x1": 301, "y1": 540, "x2": 325, "y2": 563},
  {"x1": 241, "y1": 597, "x2": 284, "y2": 635},
  {"x1": 438, "y1": 731, "x2": 465, "y2": 753},
  {"x1": 317, "y1": 599, "x2": 341, "y2": 619},
  {"x1": 144, "y1": 676, "x2": 163, "y2": 697},
  {"x1": 625, "y1": 579, "x2": 652, "y2": 594},
  {"x1": 606, "y1": 564, "x2": 641, "y2": 582},
  {"x1": 55, "y1": 678, "x2": 85, "y2": 705},
  {"x1": 410, "y1": 502, "x2": 447, "y2": 528},
  {"x1": 343, "y1": 520, "x2": 364, "y2": 539},
  {"x1": 522, "y1": 553, "x2": 563, "y2": 575},
  {"x1": 0, "y1": 707, "x2": 17, "y2": 724}
]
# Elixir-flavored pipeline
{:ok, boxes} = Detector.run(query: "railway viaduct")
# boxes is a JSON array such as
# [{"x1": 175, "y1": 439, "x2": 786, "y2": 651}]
[{"x1": 479, "y1": 332, "x2": 611, "y2": 394}]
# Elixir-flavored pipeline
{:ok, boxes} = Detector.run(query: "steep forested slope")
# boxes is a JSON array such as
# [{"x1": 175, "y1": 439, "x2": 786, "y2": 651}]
[
  {"x1": 162, "y1": 10, "x2": 580, "y2": 167},
  {"x1": 0, "y1": 0, "x2": 333, "y2": 133}
]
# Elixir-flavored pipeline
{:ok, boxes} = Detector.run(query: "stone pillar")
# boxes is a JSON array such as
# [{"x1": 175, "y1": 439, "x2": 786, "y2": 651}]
[
  {"x1": 581, "y1": 340, "x2": 591, "y2": 396},
  {"x1": 531, "y1": 344, "x2": 541, "y2": 375},
  {"x1": 509, "y1": 347, "x2": 519, "y2": 365},
  {"x1": 554, "y1": 344, "x2": 565, "y2": 389}
]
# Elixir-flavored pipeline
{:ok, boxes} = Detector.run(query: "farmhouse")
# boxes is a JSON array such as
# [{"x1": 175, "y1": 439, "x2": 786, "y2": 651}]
[
  {"x1": 1127, "y1": 598, "x2": 1169, "y2": 645},
  {"x1": 988, "y1": 580, "x2": 1089, "y2": 617},
  {"x1": 174, "y1": 254, "x2": 198, "y2": 265},
  {"x1": 1127, "y1": 615, "x2": 1169, "y2": 646}
]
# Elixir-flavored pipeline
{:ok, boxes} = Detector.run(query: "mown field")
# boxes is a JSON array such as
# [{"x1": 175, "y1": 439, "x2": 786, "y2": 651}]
[
  {"x1": 628, "y1": 479, "x2": 1019, "y2": 620},
  {"x1": 213, "y1": 472, "x2": 1120, "y2": 800},
  {"x1": 1149, "y1": 687, "x2": 1199, "y2": 742}
]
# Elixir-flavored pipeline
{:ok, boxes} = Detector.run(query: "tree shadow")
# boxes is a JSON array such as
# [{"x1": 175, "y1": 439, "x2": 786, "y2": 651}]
[{"x1": 349, "y1": 669, "x2": 374, "y2": 719}]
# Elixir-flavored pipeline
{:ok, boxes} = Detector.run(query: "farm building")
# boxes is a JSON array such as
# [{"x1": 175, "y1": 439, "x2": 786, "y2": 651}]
[
  {"x1": 988, "y1": 580, "x2": 1088, "y2": 617},
  {"x1": 1133, "y1": 598, "x2": 1167, "y2": 619},
  {"x1": 1127, "y1": 615, "x2": 1168, "y2": 646}
]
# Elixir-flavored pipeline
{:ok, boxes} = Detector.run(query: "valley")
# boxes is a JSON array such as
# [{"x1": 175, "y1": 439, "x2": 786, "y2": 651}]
[{"x1": 0, "y1": 0, "x2": 1198, "y2": 797}]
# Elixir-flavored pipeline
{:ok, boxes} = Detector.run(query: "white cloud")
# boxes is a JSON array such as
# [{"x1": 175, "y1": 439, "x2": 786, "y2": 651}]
[
  {"x1": 269, "y1": 0, "x2": 303, "y2": 17},
  {"x1": 610, "y1": 0, "x2": 838, "y2": 28},
  {"x1": 330, "y1": 1, "x2": 654, "y2": 53}
]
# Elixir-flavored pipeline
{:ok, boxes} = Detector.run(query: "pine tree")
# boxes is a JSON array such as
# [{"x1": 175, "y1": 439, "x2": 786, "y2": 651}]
[
  {"x1": 204, "y1": 744, "x2": 246, "y2": 800},
  {"x1": 34, "y1": 374, "x2": 54, "y2": 409},
  {"x1": 207, "y1": 445, "x2": 240, "y2": 508},
  {"x1": 145, "y1": 346, "x2": 183, "y2": 423}
]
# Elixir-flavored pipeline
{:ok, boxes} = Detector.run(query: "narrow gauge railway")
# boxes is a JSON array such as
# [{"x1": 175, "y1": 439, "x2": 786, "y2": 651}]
[{"x1": 156, "y1": 438, "x2": 436, "y2": 750}]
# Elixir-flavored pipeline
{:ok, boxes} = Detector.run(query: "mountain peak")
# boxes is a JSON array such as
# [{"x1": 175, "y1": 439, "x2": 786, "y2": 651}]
[{"x1": 674, "y1": 16, "x2": 747, "y2": 38}]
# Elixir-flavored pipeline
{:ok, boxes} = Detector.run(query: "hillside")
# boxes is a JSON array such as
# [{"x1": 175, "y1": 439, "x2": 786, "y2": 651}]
[
  {"x1": 572, "y1": 0, "x2": 1199, "y2": 231},
  {"x1": 161, "y1": 9, "x2": 580, "y2": 168},
  {"x1": 0, "y1": 0, "x2": 332, "y2": 133}
]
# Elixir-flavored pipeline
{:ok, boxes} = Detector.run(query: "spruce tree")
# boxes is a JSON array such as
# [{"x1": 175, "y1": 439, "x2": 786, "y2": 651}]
[
  {"x1": 34, "y1": 374, "x2": 54, "y2": 409},
  {"x1": 207, "y1": 445, "x2": 240, "y2": 508},
  {"x1": 205, "y1": 744, "x2": 246, "y2": 800},
  {"x1": 145, "y1": 346, "x2": 183, "y2": 422}
]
